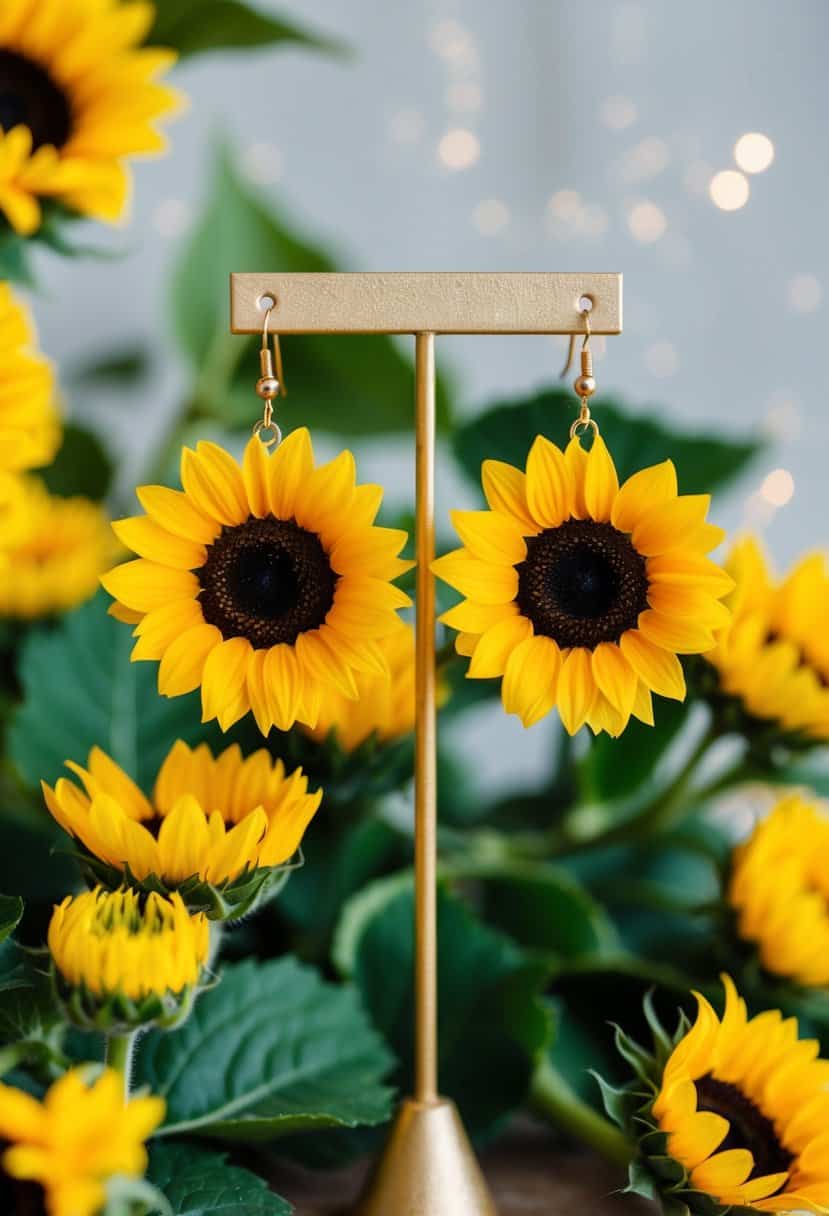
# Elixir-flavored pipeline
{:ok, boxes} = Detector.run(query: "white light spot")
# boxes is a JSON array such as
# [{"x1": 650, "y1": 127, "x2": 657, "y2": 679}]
[
  {"x1": 619, "y1": 136, "x2": 670, "y2": 183},
  {"x1": 389, "y1": 108, "x2": 425, "y2": 144},
  {"x1": 152, "y1": 198, "x2": 191, "y2": 239},
  {"x1": 742, "y1": 490, "x2": 776, "y2": 530},
  {"x1": 734, "y1": 132, "x2": 775, "y2": 174},
  {"x1": 446, "y1": 81, "x2": 482, "y2": 113},
  {"x1": 599, "y1": 95, "x2": 637, "y2": 130},
  {"x1": 709, "y1": 169, "x2": 750, "y2": 211},
  {"x1": 473, "y1": 198, "x2": 510, "y2": 235},
  {"x1": 788, "y1": 273, "x2": 822, "y2": 313},
  {"x1": 438, "y1": 128, "x2": 480, "y2": 170},
  {"x1": 644, "y1": 341, "x2": 679, "y2": 378},
  {"x1": 760, "y1": 468, "x2": 795, "y2": 507},
  {"x1": 547, "y1": 189, "x2": 582, "y2": 221},
  {"x1": 429, "y1": 18, "x2": 478, "y2": 67},
  {"x1": 762, "y1": 392, "x2": 801, "y2": 441},
  {"x1": 627, "y1": 200, "x2": 667, "y2": 243},
  {"x1": 240, "y1": 142, "x2": 282, "y2": 185},
  {"x1": 581, "y1": 203, "x2": 609, "y2": 239}
]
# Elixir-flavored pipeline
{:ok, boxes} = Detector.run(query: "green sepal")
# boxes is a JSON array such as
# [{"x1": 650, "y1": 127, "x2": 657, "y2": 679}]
[
  {"x1": 72, "y1": 850, "x2": 303, "y2": 921},
  {"x1": 52, "y1": 966, "x2": 201, "y2": 1035},
  {"x1": 104, "y1": 1174, "x2": 173, "y2": 1216}
]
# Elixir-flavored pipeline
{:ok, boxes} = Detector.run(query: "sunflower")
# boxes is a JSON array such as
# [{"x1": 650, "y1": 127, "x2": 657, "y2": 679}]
[
  {"x1": 49, "y1": 886, "x2": 209, "y2": 1030},
  {"x1": 729, "y1": 792, "x2": 829, "y2": 988},
  {"x1": 101, "y1": 430, "x2": 412, "y2": 734},
  {"x1": 0, "y1": 1066, "x2": 164, "y2": 1216},
  {"x1": 433, "y1": 434, "x2": 733, "y2": 735},
  {"x1": 305, "y1": 623, "x2": 418, "y2": 753},
  {"x1": 0, "y1": 0, "x2": 181, "y2": 236},
  {"x1": 606, "y1": 977, "x2": 829, "y2": 1214},
  {"x1": 0, "y1": 282, "x2": 59, "y2": 476},
  {"x1": 706, "y1": 537, "x2": 829, "y2": 743},
  {"x1": 0, "y1": 476, "x2": 116, "y2": 618},
  {"x1": 43, "y1": 739, "x2": 322, "y2": 917}
]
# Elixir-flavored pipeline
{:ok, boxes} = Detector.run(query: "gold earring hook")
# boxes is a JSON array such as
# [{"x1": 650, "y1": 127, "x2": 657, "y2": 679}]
[
  {"x1": 254, "y1": 300, "x2": 287, "y2": 447},
  {"x1": 562, "y1": 303, "x2": 599, "y2": 441}
]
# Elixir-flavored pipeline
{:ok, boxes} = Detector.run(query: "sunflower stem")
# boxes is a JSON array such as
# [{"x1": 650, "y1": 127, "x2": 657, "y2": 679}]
[
  {"x1": 530, "y1": 1056, "x2": 633, "y2": 1168},
  {"x1": 105, "y1": 1032, "x2": 137, "y2": 1100}
]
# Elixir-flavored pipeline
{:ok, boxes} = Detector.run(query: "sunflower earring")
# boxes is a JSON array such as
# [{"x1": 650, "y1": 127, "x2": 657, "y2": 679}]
[
  {"x1": 433, "y1": 302, "x2": 734, "y2": 737},
  {"x1": 102, "y1": 295, "x2": 412, "y2": 735}
]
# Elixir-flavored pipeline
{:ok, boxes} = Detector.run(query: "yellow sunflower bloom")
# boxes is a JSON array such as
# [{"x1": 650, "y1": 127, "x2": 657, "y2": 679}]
[
  {"x1": 305, "y1": 623, "x2": 418, "y2": 752},
  {"x1": 0, "y1": 282, "x2": 59, "y2": 475},
  {"x1": 729, "y1": 792, "x2": 829, "y2": 988},
  {"x1": 101, "y1": 430, "x2": 412, "y2": 734},
  {"x1": 707, "y1": 536, "x2": 829, "y2": 742},
  {"x1": 49, "y1": 886, "x2": 208, "y2": 1011},
  {"x1": 0, "y1": 1065, "x2": 164, "y2": 1216},
  {"x1": 433, "y1": 434, "x2": 733, "y2": 735},
  {"x1": 0, "y1": 476, "x2": 117, "y2": 618},
  {"x1": 649, "y1": 977, "x2": 829, "y2": 1212},
  {"x1": 0, "y1": 0, "x2": 181, "y2": 235},
  {"x1": 43, "y1": 740, "x2": 322, "y2": 916}
]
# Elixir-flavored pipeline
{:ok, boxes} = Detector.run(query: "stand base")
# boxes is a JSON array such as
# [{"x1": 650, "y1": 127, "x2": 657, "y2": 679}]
[{"x1": 354, "y1": 1097, "x2": 498, "y2": 1215}]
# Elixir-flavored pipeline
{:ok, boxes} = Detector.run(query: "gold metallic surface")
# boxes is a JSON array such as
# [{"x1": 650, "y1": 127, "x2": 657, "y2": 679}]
[
  {"x1": 414, "y1": 332, "x2": 437, "y2": 1105},
  {"x1": 230, "y1": 271, "x2": 622, "y2": 334},
  {"x1": 355, "y1": 1099, "x2": 497, "y2": 1216}
]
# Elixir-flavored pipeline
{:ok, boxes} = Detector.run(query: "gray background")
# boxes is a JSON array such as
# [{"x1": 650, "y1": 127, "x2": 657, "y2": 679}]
[{"x1": 27, "y1": 0, "x2": 827, "y2": 795}]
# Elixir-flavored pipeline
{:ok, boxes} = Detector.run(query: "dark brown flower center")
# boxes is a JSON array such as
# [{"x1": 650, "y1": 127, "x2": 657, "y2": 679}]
[
  {"x1": 0, "y1": 51, "x2": 72, "y2": 149},
  {"x1": 696, "y1": 1075, "x2": 792, "y2": 1182},
  {"x1": 198, "y1": 516, "x2": 336, "y2": 648},
  {"x1": 516, "y1": 519, "x2": 649, "y2": 648}
]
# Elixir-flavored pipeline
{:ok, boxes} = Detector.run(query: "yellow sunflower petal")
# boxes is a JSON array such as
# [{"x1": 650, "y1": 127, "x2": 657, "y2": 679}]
[
  {"x1": 157, "y1": 795, "x2": 210, "y2": 882},
  {"x1": 100, "y1": 560, "x2": 198, "y2": 613},
  {"x1": 181, "y1": 442, "x2": 248, "y2": 526},
  {"x1": 200, "y1": 637, "x2": 253, "y2": 724},
  {"x1": 690, "y1": 1148, "x2": 754, "y2": 1193},
  {"x1": 269, "y1": 426, "x2": 314, "y2": 519},
  {"x1": 468, "y1": 615, "x2": 533, "y2": 679},
  {"x1": 136, "y1": 485, "x2": 218, "y2": 545},
  {"x1": 583, "y1": 435, "x2": 619, "y2": 522},
  {"x1": 632, "y1": 495, "x2": 714, "y2": 557},
  {"x1": 525, "y1": 435, "x2": 572, "y2": 528},
  {"x1": 611, "y1": 460, "x2": 678, "y2": 534},
  {"x1": 564, "y1": 438, "x2": 589, "y2": 519},
  {"x1": 431, "y1": 549, "x2": 518, "y2": 605},
  {"x1": 440, "y1": 599, "x2": 518, "y2": 634},
  {"x1": 638, "y1": 610, "x2": 716, "y2": 655},
  {"x1": 647, "y1": 584, "x2": 731, "y2": 630},
  {"x1": 264, "y1": 644, "x2": 302, "y2": 731},
  {"x1": 112, "y1": 517, "x2": 205, "y2": 570},
  {"x1": 646, "y1": 552, "x2": 735, "y2": 597},
  {"x1": 668, "y1": 1111, "x2": 729, "y2": 1170},
  {"x1": 501, "y1": 635, "x2": 562, "y2": 727},
  {"x1": 481, "y1": 459, "x2": 538, "y2": 532},
  {"x1": 450, "y1": 509, "x2": 527, "y2": 565},
  {"x1": 620, "y1": 630, "x2": 686, "y2": 699},
  {"x1": 591, "y1": 641, "x2": 638, "y2": 717},
  {"x1": 241, "y1": 436, "x2": 271, "y2": 518},
  {"x1": 557, "y1": 647, "x2": 596, "y2": 735},
  {"x1": 157, "y1": 623, "x2": 222, "y2": 697}
]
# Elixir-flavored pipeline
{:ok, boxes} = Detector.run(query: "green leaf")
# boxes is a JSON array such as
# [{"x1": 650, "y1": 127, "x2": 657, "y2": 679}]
[
  {"x1": 171, "y1": 142, "x2": 453, "y2": 435},
  {"x1": 0, "y1": 225, "x2": 35, "y2": 285},
  {"x1": 148, "y1": 1142, "x2": 291, "y2": 1214},
  {"x1": 149, "y1": 0, "x2": 346, "y2": 58},
  {"x1": 577, "y1": 698, "x2": 691, "y2": 804},
  {"x1": 40, "y1": 422, "x2": 114, "y2": 500},
  {"x1": 135, "y1": 957, "x2": 394, "y2": 1139},
  {"x1": 335, "y1": 879, "x2": 552, "y2": 1137},
  {"x1": 9, "y1": 591, "x2": 214, "y2": 791},
  {"x1": 0, "y1": 897, "x2": 22, "y2": 944},
  {"x1": 453, "y1": 387, "x2": 762, "y2": 495}
]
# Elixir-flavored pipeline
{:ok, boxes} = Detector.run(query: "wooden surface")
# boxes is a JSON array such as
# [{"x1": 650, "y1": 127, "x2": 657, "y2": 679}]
[{"x1": 266, "y1": 1125, "x2": 654, "y2": 1215}]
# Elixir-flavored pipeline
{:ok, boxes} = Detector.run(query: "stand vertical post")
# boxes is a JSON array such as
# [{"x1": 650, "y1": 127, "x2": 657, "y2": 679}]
[{"x1": 414, "y1": 332, "x2": 438, "y2": 1105}]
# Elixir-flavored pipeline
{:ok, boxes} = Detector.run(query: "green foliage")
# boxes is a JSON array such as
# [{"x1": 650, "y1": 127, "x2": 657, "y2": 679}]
[
  {"x1": 335, "y1": 879, "x2": 552, "y2": 1137},
  {"x1": 149, "y1": 0, "x2": 345, "y2": 58},
  {"x1": 9, "y1": 591, "x2": 213, "y2": 791},
  {"x1": 68, "y1": 346, "x2": 152, "y2": 390},
  {"x1": 0, "y1": 897, "x2": 22, "y2": 944},
  {"x1": 171, "y1": 143, "x2": 453, "y2": 435},
  {"x1": 453, "y1": 387, "x2": 762, "y2": 494},
  {"x1": 135, "y1": 957, "x2": 395, "y2": 1139},
  {"x1": 40, "y1": 423, "x2": 114, "y2": 501},
  {"x1": 148, "y1": 1142, "x2": 291, "y2": 1214}
]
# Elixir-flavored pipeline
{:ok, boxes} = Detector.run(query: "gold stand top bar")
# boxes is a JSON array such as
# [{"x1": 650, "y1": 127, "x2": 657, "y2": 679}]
[{"x1": 230, "y1": 271, "x2": 622, "y2": 335}]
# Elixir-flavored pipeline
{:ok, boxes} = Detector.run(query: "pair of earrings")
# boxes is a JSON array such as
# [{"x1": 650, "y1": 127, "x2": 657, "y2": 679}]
[{"x1": 102, "y1": 303, "x2": 732, "y2": 741}]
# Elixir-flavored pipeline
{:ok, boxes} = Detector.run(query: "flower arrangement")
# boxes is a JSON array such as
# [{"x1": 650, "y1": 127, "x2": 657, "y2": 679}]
[{"x1": 0, "y1": 5, "x2": 826, "y2": 1215}]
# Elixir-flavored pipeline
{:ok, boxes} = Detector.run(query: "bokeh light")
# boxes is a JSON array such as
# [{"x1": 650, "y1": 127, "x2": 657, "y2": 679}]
[
  {"x1": 240, "y1": 142, "x2": 282, "y2": 185},
  {"x1": 473, "y1": 198, "x2": 510, "y2": 235},
  {"x1": 709, "y1": 170, "x2": 750, "y2": 210},
  {"x1": 599, "y1": 95, "x2": 637, "y2": 130},
  {"x1": 446, "y1": 81, "x2": 483, "y2": 113},
  {"x1": 438, "y1": 129, "x2": 480, "y2": 170},
  {"x1": 760, "y1": 468, "x2": 795, "y2": 507},
  {"x1": 734, "y1": 132, "x2": 775, "y2": 173},
  {"x1": 152, "y1": 198, "x2": 191, "y2": 239},
  {"x1": 627, "y1": 200, "x2": 667, "y2": 242},
  {"x1": 788, "y1": 273, "x2": 822, "y2": 313}
]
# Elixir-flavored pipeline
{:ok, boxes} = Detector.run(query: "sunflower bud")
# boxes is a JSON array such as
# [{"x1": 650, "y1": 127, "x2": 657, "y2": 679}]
[{"x1": 48, "y1": 887, "x2": 209, "y2": 1033}]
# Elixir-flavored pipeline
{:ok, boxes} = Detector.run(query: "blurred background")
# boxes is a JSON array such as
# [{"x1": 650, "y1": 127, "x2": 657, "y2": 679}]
[{"x1": 26, "y1": 0, "x2": 827, "y2": 795}]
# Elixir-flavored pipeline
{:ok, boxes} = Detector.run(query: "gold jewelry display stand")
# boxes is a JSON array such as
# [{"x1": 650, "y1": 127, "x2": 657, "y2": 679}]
[{"x1": 231, "y1": 271, "x2": 623, "y2": 1216}]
